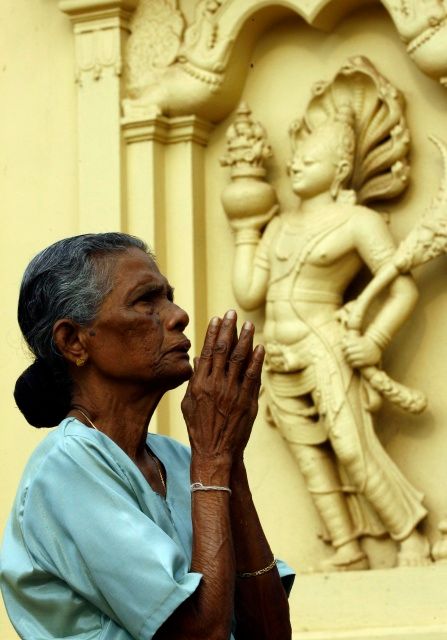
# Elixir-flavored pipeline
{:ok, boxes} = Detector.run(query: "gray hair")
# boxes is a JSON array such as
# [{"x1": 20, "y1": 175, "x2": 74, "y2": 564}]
[{"x1": 18, "y1": 232, "x2": 150, "y2": 362}]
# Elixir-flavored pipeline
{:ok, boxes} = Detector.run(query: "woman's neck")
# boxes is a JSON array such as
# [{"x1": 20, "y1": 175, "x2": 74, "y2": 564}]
[{"x1": 70, "y1": 381, "x2": 164, "y2": 461}]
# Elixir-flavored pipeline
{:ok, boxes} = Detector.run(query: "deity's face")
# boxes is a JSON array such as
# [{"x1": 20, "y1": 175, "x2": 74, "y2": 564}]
[{"x1": 289, "y1": 130, "x2": 345, "y2": 200}]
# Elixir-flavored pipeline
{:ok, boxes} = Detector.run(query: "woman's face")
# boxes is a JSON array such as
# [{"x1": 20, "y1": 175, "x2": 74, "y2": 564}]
[
  {"x1": 289, "y1": 132, "x2": 340, "y2": 199},
  {"x1": 82, "y1": 248, "x2": 192, "y2": 391}
]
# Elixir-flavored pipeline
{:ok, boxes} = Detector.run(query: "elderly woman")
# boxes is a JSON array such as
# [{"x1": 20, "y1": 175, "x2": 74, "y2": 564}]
[{"x1": 1, "y1": 233, "x2": 293, "y2": 640}]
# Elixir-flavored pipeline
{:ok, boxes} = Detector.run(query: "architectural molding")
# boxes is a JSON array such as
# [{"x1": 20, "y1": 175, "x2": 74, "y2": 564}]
[
  {"x1": 123, "y1": 115, "x2": 214, "y2": 146},
  {"x1": 59, "y1": 0, "x2": 138, "y2": 22}
]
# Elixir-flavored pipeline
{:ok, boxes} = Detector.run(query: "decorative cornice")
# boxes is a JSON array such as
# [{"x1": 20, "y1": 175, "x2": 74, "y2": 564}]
[
  {"x1": 122, "y1": 115, "x2": 214, "y2": 147},
  {"x1": 59, "y1": 0, "x2": 138, "y2": 23}
]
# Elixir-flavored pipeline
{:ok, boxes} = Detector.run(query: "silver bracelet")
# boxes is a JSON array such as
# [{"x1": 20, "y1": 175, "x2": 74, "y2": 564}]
[
  {"x1": 237, "y1": 558, "x2": 277, "y2": 579},
  {"x1": 190, "y1": 482, "x2": 232, "y2": 495}
]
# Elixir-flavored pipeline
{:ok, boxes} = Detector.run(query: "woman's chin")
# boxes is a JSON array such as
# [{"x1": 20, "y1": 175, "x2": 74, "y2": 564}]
[{"x1": 166, "y1": 361, "x2": 194, "y2": 388}]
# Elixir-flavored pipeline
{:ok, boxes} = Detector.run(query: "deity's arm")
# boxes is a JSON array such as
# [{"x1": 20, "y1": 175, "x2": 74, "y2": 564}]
[
  {"x1": 353, "y1": 208, "x2": 419, "y2": 348},
  {"x1": 230, "y1": 216, "x2": 279, "y2": 311}
]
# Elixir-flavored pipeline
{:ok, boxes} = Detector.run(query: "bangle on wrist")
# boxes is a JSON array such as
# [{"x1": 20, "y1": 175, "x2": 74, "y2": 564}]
[
  {"x1": 237, "y1": 557, "x2": 277, "y2": 579},
  {"x1": 190, "y1": 482, "x2": 232, "y2": 495},
  {"x1": 366, "y1": 326, "x2": 391, "y2": 351},
  {"x1": 234, "y1": 228, "x2": 261, "y2": 246}
]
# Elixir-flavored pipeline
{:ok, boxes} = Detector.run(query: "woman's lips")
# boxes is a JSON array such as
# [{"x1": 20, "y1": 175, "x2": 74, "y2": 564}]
[{"x1": 169, "y1": 339, "x2": 191, "y2": 354}]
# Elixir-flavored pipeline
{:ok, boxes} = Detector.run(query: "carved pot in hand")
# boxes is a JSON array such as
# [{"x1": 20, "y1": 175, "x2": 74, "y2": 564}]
[{"x1": 221, "y1": 167, "x2": 277, "y2": 220}]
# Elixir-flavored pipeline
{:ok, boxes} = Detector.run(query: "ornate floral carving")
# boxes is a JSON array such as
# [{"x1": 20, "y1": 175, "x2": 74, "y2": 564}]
[
  {"x1": 122, "y1": 0, "x2": 233, "y2": 118},
  {"x1": 124, "y1": 0, "x2": 185, "y2": 95},
  {"x1": 220, "y1": 102, "x2": 272, "y2": 171},
  {"x1": 178, "y1": 0, "x2": 232, "y2": 73}
]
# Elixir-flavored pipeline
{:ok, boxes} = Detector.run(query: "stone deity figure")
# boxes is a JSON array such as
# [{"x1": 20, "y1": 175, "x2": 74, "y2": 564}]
[{"x1": 221, "y1": 59, "x2": 431, "y2": 571}]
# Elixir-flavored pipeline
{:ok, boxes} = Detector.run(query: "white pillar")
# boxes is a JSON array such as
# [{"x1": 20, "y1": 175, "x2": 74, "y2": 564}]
[{"x1": 59, "y1": 0, "x2": 138, "y2": 232}]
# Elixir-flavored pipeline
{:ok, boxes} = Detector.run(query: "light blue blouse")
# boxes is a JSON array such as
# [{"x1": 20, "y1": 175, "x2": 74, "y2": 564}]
[{"x1": 1, "y1": 418, "x2": 294, "y2": 639}]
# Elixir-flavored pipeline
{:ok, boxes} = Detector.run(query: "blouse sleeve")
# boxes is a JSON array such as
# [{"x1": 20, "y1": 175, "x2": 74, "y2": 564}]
[{"x1": 21, "y1": 434, "x2": 202, "y2": 640}]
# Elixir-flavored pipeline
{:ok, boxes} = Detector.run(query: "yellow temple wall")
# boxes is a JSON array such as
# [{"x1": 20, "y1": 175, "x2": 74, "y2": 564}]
[
  {"x1": 2, "y1": 1, "x2": 447, "y2": 638},
  {"x1": 0, "y1": 3, "x2": 78, "y2": 637}
]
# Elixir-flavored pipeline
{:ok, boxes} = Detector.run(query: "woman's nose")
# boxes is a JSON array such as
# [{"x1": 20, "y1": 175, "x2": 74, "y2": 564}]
[{"x1": 166, "y1": 303, "x2": 189, "y2": 331}]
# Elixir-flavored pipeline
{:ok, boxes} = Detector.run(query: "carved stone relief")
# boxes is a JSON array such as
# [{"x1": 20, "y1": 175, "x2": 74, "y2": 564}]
[
  {"x1": 220, "y1": 56, "x2": 447, "y2": 571},
  {"x1": 122, "y1": 0, "x2": 233, "y2": 119},
  {"x1": 381, "y1": 0, "x2": 447, "y2": 85},
  {"x1": 121, "y1": 0, "x2": 447, "y2": 121}
]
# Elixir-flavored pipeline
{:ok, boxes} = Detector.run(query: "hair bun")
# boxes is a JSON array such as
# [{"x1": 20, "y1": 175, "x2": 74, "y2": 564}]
[{"x1": 14, "y1": 359, "x2": 71, "y2": 428}]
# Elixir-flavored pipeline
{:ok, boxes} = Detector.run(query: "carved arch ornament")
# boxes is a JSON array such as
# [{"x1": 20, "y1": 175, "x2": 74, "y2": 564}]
[{"x1": 122, "y1": 0, "x2": 447, "y2": 121}]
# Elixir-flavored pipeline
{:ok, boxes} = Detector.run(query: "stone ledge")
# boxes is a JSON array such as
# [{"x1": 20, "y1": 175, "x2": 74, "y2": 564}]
[
  {"x1": 293, "y1": 627, "x2": 447, "y2": 640},
  {"x1": 290, "y1": 564, "x2": 447, "y2": 636}
]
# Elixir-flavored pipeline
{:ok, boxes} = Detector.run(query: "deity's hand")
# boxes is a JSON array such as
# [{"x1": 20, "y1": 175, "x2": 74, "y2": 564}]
[
  {"x1": 229, "y1": 205, "x2": 279, "y2": 232},
  {"x1": 181, "y1": 311, "x2": 264, "y2": 460},
  {"x1": 342, "y1": 334, "x2": 382, "y2": 369}
]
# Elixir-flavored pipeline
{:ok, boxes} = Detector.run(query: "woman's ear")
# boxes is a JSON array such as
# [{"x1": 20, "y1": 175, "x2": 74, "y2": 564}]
[{"x1": 53, "y1": 319, "x2": 89, "y2": 367}]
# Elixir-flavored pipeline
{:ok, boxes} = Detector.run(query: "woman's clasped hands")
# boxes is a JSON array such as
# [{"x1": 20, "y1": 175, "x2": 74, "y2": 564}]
[{"x1": 181, "y1": 310, "x2": 264, "y2": 461}]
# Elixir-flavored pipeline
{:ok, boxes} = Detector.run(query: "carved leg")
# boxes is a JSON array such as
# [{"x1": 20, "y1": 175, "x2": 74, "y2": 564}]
[
  {"x1": 397, "y1": 529, "x2": 431, "y2": 566},
  {"x1": 290, "y1": 442, "x2": 369, "y2": 571},
  {"x1": 330, "y1": 385, "x2": 431, "y2": 567}
]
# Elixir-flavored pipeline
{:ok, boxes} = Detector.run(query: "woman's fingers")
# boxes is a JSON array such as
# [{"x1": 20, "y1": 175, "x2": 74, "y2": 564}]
[
  {"x1": 211, "y1": 310, "x2": 237, "y2": 375},
  {"x1": 227, "y1": 320, "x2": 254, "y2": 386},
  {"x1": 241, "y1": 344, "x2": 265, "y2": 394},
  {"x1": 195, "y1": 316, "x2": 221, "y2": 377}
]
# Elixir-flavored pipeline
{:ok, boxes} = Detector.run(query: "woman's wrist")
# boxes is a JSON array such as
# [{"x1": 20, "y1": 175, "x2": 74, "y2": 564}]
[{"x1": 190, "y1": 453, "x2": 233, "y2": 487}]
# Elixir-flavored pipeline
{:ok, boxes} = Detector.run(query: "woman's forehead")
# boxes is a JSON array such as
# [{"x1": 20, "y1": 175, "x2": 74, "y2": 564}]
[{"x1": 110, "y1": 248, "x2": 166, "y2": 288}]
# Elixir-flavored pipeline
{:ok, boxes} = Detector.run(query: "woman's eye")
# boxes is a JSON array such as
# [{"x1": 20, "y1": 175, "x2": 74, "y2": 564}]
[{"x1": 135, "y1": 294, "x2": 153, "y2": 305}]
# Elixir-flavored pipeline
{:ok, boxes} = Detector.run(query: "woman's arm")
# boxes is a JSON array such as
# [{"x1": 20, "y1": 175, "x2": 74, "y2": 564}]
[
  {"x1": 230, "y1": 459, "x2": 292, "y2": 640},
  {"x1": 155, "y1": 312, "x2": 265, "y2": 640}
]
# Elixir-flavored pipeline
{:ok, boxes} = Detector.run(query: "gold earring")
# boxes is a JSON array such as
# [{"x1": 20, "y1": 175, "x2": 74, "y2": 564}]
[{"x1": 76, "y1": 357, "x2": 87, "y2": 367}]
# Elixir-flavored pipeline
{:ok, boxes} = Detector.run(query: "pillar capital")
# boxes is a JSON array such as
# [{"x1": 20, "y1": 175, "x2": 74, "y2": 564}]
[{"x1": 59, "y1": 0, "x2": 138, "y2": 23}]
